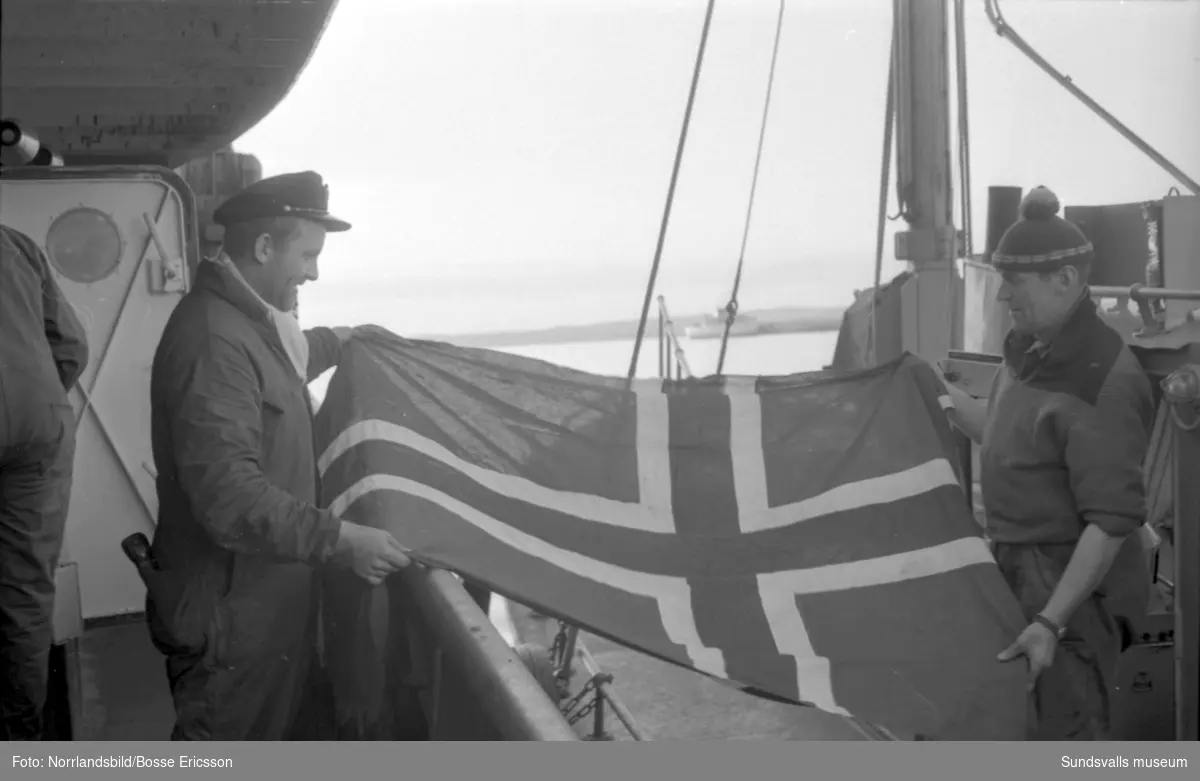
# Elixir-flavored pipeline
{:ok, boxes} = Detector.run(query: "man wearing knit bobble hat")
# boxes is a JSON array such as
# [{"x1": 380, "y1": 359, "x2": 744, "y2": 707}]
[{"x1": 943, "y1": 186, "x2": 1155, "y2": 740}]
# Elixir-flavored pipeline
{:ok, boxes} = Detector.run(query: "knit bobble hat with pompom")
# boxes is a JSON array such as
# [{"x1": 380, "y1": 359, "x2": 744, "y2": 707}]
[{"x1": 991, "y1": 186, "x2": 1094, "y2": 273}]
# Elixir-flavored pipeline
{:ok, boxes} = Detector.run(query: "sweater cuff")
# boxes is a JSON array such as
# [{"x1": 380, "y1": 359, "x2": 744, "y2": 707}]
[{"x1": 1082, "y1": 511, "x2": 1141, "y2": 539}]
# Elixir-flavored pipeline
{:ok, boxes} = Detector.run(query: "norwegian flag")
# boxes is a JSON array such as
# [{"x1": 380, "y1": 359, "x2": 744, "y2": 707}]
[{"x1": 314, "y1": 330, "x2": 1029, "y2": 740}]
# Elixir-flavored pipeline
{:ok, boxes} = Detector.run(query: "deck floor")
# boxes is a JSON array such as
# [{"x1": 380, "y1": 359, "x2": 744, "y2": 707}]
[
  {"x1": 574, "y1": 632, "x2": 879, "y2": 740},
  {"x1": 495, "y1": 600, "x2": 878, "y2": 741},
  {"x1": 77, "y1": 620, "x2": 175, "y2": 740}
]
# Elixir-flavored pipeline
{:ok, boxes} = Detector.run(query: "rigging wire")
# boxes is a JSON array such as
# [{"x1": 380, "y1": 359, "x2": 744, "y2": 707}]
[
  {"x1": 888, "y1": 0, "x2": 914, "y2": 225},
  {"x1": 626, "y1": 0, "x2": 719, "y2": 386},
  {"x1": 942, "y1": 0, "x2": 974, "y2": 353},
  {"x1": 715, "y1": 0, "x2": 787, "y2": 375},
  {"x1": 954, "y1": 0, "x2": 974, "y2": 259},
  {"x1": 867, "y1": 10, "x2": 898, "y2": 366}
]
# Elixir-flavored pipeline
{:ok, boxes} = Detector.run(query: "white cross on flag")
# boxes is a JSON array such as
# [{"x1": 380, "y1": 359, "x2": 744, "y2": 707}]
[{"x1": 315, "y1": 329, "x2": 1029, "y2": 740}]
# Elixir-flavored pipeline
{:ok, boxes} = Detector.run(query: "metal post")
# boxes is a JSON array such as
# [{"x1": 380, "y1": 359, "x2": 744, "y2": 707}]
[
  {"x1": 658, "y1": 307, "x2": 665, "y2": 378},
  {"x1": 561, "y1": 625, "x2": 579, "y2": 684},
  {"x1": 1171, "y1": 397, "x2": 1199, "y2": 741},
  {"x1": 590, "y1": 684, "x2": 610, "y2": 741},
  {"x1": 577, "y1": 642, "x2": 645, "y2": 740},
  {"x1": 892, "y1": 0, "x2": 959, "y2": 362}
]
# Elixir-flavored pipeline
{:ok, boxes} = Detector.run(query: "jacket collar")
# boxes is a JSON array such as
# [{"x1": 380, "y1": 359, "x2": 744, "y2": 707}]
[
  {"x1": 193, "y1": 257, "x2": 313, "y2": 383},
  {"x1": 193, "y1": 257, "x2": 273, "y2": 324},
  {"x1": 1003, "y1": 290, "x2": 1098, "y2": 379}
]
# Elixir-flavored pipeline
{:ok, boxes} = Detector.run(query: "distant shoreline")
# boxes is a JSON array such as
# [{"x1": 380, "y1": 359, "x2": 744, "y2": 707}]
[{"x1": 418, "y1": 305, "x2": 844, "y2": 348}]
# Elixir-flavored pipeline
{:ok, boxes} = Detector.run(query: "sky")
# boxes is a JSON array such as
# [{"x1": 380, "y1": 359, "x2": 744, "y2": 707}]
[{"x1": 233, "y1": 0, "x2": 1200, "y2": 336}]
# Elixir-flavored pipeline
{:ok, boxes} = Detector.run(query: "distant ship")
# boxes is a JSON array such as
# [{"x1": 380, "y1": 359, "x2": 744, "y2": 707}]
[{"x1": 684, "y1": 309, "x2": 762, "y2": 339}]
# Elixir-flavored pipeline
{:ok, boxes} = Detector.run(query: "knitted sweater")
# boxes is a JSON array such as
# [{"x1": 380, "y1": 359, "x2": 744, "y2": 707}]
[{"x1": 980, "y1": 296, "x2": 1155, "y2": 544}]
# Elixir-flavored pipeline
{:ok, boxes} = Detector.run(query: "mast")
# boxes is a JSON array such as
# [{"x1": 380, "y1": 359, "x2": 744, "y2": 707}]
[{"x1": 892, "y1": 0, "x2": 959, "y2": 361}]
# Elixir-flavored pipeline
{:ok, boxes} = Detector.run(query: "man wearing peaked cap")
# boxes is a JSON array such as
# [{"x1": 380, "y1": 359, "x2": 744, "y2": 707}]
[
  {"x1": 213, "y1": 170, "x2": 353, "y2": 234},
  {"x1": 942, "y1": 186, "x2": 1155, "y2": 740},
  {"x1": 212, "y1": 171, "x2": 350, "y2": 312},
  {"x1": 147, "y1": 171, "x2": 411, "y2": 740}
]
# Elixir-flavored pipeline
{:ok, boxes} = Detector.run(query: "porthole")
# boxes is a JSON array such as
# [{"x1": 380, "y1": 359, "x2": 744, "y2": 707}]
[{"x1": 46, "y1": 207, "x2": 123, "y2": 283}]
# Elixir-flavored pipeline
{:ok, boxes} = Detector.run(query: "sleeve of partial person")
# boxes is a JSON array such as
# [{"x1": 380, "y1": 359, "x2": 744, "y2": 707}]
[
  {"x1": 1064, "y1": 351, "x2": 1156, "y2": 538},
  {"x1": 10, "y1": 228, "x2": 91, "y2": 392},
  {"x1": 304, "y1": 326, "x2": 343, "y2": 383},
  {"x1": 43, "y1": 268, "x2": 90, "y2": 391},
  {"x1": 169, "y1": 331, "x2": 342, "y2": 563}
]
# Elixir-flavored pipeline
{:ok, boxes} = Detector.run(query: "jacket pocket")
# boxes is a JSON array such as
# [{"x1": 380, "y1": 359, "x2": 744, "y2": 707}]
[
  {"x1": 144, "y1": 557, "x2": 231, "y2": 661},
  {"x1": 259, "y1": 389, "x2": 288, "y2": 463},
  {"x1": 213, "y1": 557, "x2": 316, "y2": 668}
]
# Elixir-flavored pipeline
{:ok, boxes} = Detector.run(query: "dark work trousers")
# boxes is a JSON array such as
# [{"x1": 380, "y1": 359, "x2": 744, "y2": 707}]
[
  {"x1": 993, "y1": 542, "x2": 1124, "y2": 741},
  {"x1": 0, "y1": 382, "x2": 76, "y2": 741},
  {"x1": 154, "y1": 585, "x2": 322, "y2": 741},
  {"x1": 163, "y1": 638, "x2": 319, "y2": 741}
]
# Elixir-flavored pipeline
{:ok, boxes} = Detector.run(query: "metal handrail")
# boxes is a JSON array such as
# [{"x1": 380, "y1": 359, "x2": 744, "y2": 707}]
[
  {"x1": 575, "y1": 642, "x2": 646, "y2": 741},
  {"x1": 405, "y1": 567, "x2": 578, "y2": 740},
  {"x1": 657, "y1": 295, "x2": 694, "y2": 379},
  {"x1": 1091, "y1": 284, "x2": 1200, "y2": 336},
  {"x1": 1091, "y1": 285, "x2": 1200, "y2": 302}
]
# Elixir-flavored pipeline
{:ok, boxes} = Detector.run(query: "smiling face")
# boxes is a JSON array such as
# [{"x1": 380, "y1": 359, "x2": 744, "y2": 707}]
[
  {"x1": 229, "y1": 217, "x2": 327, "y2": 312},
  {"x1": 995, "y1": 262, "x2": 1088, "y2": 337},
  {"x1": 259, "y1": 219, "x2": 326, "y2": 312}
]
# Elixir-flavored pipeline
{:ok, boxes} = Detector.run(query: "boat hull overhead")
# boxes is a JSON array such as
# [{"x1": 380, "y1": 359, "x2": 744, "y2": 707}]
[{"x1": 0, "y1": 0, "x2": 339, "y2": 168}]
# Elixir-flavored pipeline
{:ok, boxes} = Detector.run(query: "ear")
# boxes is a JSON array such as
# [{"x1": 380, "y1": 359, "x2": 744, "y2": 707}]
[
  {"x1": 1056, "y1": 264, "x2": 1080, "y2": 291},
  {"x1": 252, "y1": 233, "x2": 273, "y2": 265}
]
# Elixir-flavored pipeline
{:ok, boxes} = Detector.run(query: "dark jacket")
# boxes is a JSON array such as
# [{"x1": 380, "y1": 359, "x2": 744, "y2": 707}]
[
  {"x1": 980, "y1": 294, "x2": 1154, "y2": 630},
  {"x1": 0, "y1": 225, "x2": 89, "y2": 405},
  {"x1": 981, "y1": 295, "x2": 1154, "y2": 545},
  {"x1": 148, "y1": 259, "x2": 343, "y2": 666}
]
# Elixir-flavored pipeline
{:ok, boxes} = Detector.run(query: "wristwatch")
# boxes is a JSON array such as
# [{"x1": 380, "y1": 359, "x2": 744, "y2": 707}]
[{"x1": 1033, "y1": 613, "x2": 1067, "y2": 639}]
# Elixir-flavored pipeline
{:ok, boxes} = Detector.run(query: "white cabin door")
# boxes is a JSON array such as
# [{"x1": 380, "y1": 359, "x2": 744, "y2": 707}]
[{"x1": 1, "y1": 168, "x2": 195, "y2": 619}]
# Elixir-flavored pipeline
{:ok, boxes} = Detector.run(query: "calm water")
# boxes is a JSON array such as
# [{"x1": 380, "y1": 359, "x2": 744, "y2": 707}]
[
  {"x1": 310, "y1": 329, "x2": 840, "y2": 404},
  {"x1": 501, "y1": 330, "x2": 839, "y2": 379}
]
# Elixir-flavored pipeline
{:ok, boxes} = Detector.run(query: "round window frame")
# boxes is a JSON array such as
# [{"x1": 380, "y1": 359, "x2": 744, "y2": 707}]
[{"x1": 45, "y1": 206, "x2": 125, "y2": 284}]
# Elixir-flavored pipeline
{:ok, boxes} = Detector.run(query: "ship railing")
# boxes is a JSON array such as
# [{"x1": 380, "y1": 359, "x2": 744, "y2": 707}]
[
  {"x1": 1091, "y1": 284, "x2": 1200, "y2": 338},
  {"x1": 403, "y1": 554, "x2": 647, "y2": 740},
  {"x1": 402, "y1": 567, "x2": 579, "y2": 740},
  {"x1": 550, "y1": 625, "x2": 647, "y2": 741},
  {"x1": 657, "y1": 295, "x2": 694, "y2": 380}
]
